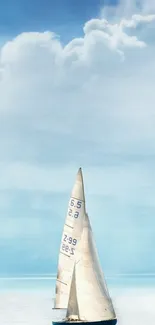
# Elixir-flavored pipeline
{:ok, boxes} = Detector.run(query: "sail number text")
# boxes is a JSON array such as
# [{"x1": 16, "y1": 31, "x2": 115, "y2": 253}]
[
  {"x1": 70, "y1": 199, "x2": 82, "y2": 209},
  {"x1": 61, "y1": 243, "x2": 75, "y2": 255},
  {"x1": 68, "y1": 199, "x2": 82, "y2": 219},
  {"x1": 63, "y1": 234, "x2": 77, "y2": 245},
  {"x1": 61, "y1": 234, "x2": 77, "y2": 255},
  {"x1": 68, "y1": 209, "x2": 79, "y2": 218}
]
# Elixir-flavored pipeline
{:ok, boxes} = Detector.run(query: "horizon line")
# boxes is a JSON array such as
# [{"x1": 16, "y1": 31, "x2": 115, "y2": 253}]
[{"x1": 1, "y1": 273, "x2": 155, "y2": 280}]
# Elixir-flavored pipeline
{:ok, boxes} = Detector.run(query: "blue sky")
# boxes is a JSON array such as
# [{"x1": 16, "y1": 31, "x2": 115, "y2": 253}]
[
  {"x1": 0, "y1": 0, "x2": 117, "y2": 43},
  {"x1": 0, "y1": 0, "x2": 155, "y2": 279}
]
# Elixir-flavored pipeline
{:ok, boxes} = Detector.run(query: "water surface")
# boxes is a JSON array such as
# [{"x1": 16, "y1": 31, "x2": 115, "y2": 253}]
[{"x1": 0, "y1": 276, "x2": 155, "y2": 325}]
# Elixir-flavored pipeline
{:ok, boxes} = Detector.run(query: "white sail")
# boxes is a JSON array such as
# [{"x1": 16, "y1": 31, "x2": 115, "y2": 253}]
[
  {"x1": 66, "y1": 266, "x2": 79, "y2": 321},
  {"x1": 54, "y1": 168, "x2": 86, "y2": 309},
  {"x1": 76, "y1": 213, "x2": 116, "y2": 322}
]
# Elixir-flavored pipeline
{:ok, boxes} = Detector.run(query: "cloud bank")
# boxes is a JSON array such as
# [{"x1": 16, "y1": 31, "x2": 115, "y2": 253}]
[{"x1": 0, "y1": 8, "x2": 155, "y2": 275}]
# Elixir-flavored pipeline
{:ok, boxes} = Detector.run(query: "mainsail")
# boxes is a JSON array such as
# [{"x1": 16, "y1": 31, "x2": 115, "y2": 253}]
[
  {"x1": 75, "y1": 213, "x2": 116, "y2": 322},
  {"x1": 54, "y1": 168, "x2": 86, "y2": 309}
]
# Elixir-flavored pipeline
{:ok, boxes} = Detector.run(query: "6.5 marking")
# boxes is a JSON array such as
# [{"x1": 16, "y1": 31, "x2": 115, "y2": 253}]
[{"x1": 70, "y1": 199, "x2": 82, "y2": 209}]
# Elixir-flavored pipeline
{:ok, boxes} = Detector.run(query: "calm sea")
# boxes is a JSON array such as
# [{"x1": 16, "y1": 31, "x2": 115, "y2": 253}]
[{"x1": 0, "y1": 276, "x2": 155, "y2": 325}]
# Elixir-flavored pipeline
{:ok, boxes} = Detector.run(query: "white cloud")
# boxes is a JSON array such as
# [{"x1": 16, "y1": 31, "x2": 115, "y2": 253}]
[
  {"x1": 121, "y1": 13, "x2": 155, "y2": 28},
  {"x1": 84, "y1": 15, "x2": 155, "y2": 50},
  {"x1": 0, "y1": 12, "x2": 154, "y2": 167}
]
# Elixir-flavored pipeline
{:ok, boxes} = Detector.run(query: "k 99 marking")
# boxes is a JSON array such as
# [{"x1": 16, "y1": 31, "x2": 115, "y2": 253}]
[{"x1": 63, "y1": 234, "x2": 77, "y2": 245}]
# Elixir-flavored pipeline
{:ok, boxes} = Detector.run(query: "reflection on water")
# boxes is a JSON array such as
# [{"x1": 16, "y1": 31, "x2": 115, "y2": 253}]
[{"x1": 0, "y1": 276, "x2": 155, "y2": 325}]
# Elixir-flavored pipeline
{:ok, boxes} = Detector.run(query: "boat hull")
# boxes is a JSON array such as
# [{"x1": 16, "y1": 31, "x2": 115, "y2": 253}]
[{"x1": 53, "y1": 320, "x2": 117, "y2": 325}]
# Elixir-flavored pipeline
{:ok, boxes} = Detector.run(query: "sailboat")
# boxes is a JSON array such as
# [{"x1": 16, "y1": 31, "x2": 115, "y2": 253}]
[{"x1": 52, "y1": 168, "x2": 117, "y2": 325}]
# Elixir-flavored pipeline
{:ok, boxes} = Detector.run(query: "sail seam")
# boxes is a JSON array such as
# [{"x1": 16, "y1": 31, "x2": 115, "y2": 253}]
[
  {"x1": 57, "y1": 279, "x2": 67, "y2": 286},
  {"x1": 60, "y1": 252, "x2": 70, "y2": 258},
  {"x1": 70, "y1": 196, "x2": 85, "y2": 202},
  {"x1": 65, "y1": 223, "x2": 74, "y2": 229}
]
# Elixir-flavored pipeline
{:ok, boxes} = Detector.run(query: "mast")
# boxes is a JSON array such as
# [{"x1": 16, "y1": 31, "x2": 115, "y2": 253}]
[
  {"x1": 75, "y1": 213, "x2": 116, "y2": 322},
  {"x1": 54, "y1": 168, "x2": 86, "y2": 309}
]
